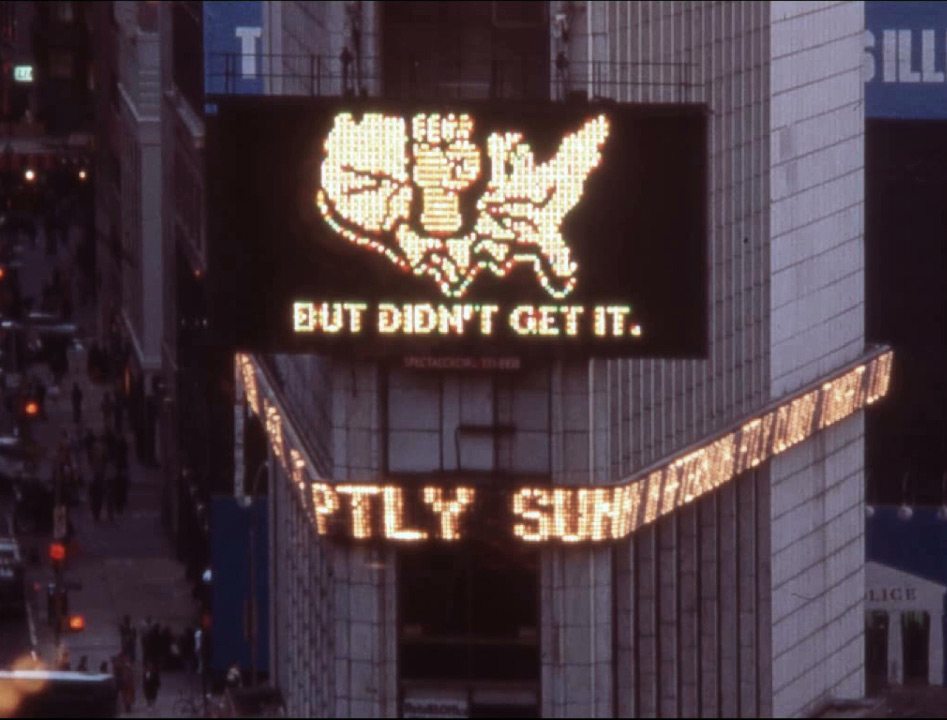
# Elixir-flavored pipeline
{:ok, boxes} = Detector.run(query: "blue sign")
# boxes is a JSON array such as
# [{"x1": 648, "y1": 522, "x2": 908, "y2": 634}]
[
  {"x1": 866, "y1": 2, "x2": 947, "y2": 118},
  {"x1": 211, "y1": 497, "x2": 269, "y2": 676},
  {"x1": 203, "y1": 1, "x2": 264, "y2": 97}
]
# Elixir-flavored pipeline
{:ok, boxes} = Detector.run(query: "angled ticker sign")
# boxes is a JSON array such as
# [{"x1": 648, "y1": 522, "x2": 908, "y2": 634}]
[
  {"x1": 207, "y1": 99, "x2": 708, "y2": 358},
  {"x1": 237, "y1": 347, "x2": 893, "y2": 545}
]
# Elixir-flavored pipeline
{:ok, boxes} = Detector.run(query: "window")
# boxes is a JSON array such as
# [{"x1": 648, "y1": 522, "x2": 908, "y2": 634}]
[
  {"x1": 55, "y1": 2, "x2": 75, "y2": 24},
  {"x1": 172, "y1": 1, "x2": 204, "y2": 113},
  {"x1": 381, "y1": 1, "x2": 549, "y2": 100},
  {"x1": 49, "y1": 50, "x2": 74, "y2": 80},
  {"x1": 386, "y1": 369, "x2": 551, "y2": 478},
  {"x1": 390, "y1": 367, "x2": 545, "y2": 700}
]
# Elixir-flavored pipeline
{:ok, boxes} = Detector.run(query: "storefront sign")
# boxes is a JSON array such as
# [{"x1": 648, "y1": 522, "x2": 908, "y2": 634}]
[
  {"x1": 236, "y1": 348, "x2": 893, "y2": 545},
  {"x1": 867, "y1": 586, "x2": 919, "y2": 603},
  {"x1": 208, "y1": 100, "x2": 708, "y2": 358}
]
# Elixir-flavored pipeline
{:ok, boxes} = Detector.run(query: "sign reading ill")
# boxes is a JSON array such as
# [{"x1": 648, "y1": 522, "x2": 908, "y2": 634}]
[
  {"x1": 865, "y1": 1, "x2": 947, "y2": 118},
  {"x1": 207, "y1": 99, "x2": 708, "y2": 358}
]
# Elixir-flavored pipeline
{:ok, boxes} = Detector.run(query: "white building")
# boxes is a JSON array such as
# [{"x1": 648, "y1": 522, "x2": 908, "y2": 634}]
[
  {"x1": 222, "y1": 2, "x2": 885, "y2": 717},
  {"x1": 98, "y1": 1, "x2": 163, "y2": 379}
]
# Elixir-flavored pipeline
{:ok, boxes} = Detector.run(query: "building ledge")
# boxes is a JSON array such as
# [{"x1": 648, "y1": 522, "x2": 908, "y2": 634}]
[{"x1": 165, "y1": 88, "x2": 204, "y2": 149}]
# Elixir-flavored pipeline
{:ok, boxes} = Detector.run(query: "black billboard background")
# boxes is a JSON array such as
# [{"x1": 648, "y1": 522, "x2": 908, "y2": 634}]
[
  {"x1": 206, "y1": 97, "x2": 708, "y2": 358},
  {"x1": 866, "y1": 119, "x2": 947, "y2": 504}
]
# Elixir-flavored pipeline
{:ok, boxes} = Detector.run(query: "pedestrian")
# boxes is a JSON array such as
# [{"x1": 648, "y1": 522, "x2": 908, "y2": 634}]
[
  {"x1": 71, "y1": 382, "x2": 83, "y2": 424},
  {"x1": 89, "y1": 475, "x2": 103, "y2": 522},
  {"x1": 114, "y1": 391, "x2": 124, "y2": 434},
  {"x1": 143, "y1": 661, "x2": 161, "y2": 707},
  {"x1": 101, "y1": 391, "x2": 115, "y2": 431},
  {"x1": 145, "y1": 393, "x2": 157, "y2": 465},
  {"x1": 90, "y1": 434, "x2": 106, "y2": 522},
  {"x1": 35, "y1": 378, "x2": 46, "y2": 420},
  {"x1": 194, "y1": 627, "x2": 203, "y2": 675},
  {"x1": 119, "y1": 614, "x2": 137, "y2": 663},
  {"x1": 115, "y1": 434, "x2": 129, "y2": 514},
  {"x1": 117, "y1": 655, "x2": 135, "y2": 712},
  {"x1": 140, "y1": 617, "x2": 153, "y2": 664},
  {"x1": 83, "y1": 428, "x2": 95, "y2": 467},
  {"x1": 104, "y1": 472, "x2": 117, "y2": 523},
  {"x1": 56, "y1": 646, "x2": 70, "y2": 671},
  {"x1": 99, "y1": 660, "x2": 109, "y2": 674},
  {"x1": 181, "y1": 625, "x2": 196, "y2": 674},
  {"x1": 77, "y1": 655, "x2": 88, "y2": 672}
]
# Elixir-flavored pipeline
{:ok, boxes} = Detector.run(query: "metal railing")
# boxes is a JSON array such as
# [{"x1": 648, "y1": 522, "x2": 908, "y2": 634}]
[{"x1": 205, "y1": 53, "x2": 702, "y2": 103}]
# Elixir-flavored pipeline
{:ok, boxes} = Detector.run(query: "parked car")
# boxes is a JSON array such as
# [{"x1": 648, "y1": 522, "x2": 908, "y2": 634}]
[
  {"x1": 0, "y1": 536, "x2": 26, "y2": 617},
  {"x1": 0, "y1": 670, "x2": 118, "y2": 718},
  {"x1": 12, "y1": 477, "x2": 55, "y2": 535},
  {"x1": 0, "y1": 434, "x2": 40, "y2": 494}
]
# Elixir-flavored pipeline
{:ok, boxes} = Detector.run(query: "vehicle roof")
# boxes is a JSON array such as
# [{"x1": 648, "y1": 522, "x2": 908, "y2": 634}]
[{"x1": 0, "y1": 670, "x2": 113, "y2": 682}]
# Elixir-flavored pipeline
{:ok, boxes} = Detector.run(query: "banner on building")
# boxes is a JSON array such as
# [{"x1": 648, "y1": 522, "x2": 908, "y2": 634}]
[{"x1": 203, "y1": 1, "x2": 264, "y2": 97}]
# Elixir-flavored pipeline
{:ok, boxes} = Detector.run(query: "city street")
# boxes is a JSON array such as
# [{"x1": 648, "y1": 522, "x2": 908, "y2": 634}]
[{"x1": 0, "y1": 215, "x2": 205, "y2": 715}]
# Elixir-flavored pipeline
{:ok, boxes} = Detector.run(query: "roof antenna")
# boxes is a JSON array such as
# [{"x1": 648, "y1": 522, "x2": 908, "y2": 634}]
[
  {"x1": 897, "y1": 470, "x2": 913, "y2": 521},
  {"x1": 937, "y1": 470, "x2": 947, "y2": 522}
]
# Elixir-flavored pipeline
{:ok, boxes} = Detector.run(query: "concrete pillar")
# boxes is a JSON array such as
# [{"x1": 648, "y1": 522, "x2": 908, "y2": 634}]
[
  {"x1": 614, "y1": 537, "x2": 636, "y2": 717},
  {"x1": 658, "y1": 515, "x2": 679, "y2": 717},
  {"x1": 756, "y1": 470, "x2": 774, "y2": 718},
  {"x1": 636, "y1": 525, "x2": 659, "y2": 717},
  {"x1": 930, "y1": 611, "x2": 943, "y2": 687},
  {"x1": 699, "y1": 494, "x2": 719, "y2": 717},
  {"x1": 738, "y1": 473, "x2": 759, "y2": 716},
  {"x1": 889, "y1": 611, "x2": 903, "y2": 684},
  {"x1": 719, "y1": 481, "x2": 739, "y2": 717},
  {"x1": 678, "y1": 504, "x2": 699, "y2": 717}
]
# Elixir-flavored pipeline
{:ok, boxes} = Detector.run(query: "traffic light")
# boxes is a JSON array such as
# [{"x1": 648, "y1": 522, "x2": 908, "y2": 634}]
[
  {"x1": 48, "y1": 542, "x2": 65, "y2": 574},
  {"x1": 67, "y1": 614, "x2": 85, "y2": 632}
]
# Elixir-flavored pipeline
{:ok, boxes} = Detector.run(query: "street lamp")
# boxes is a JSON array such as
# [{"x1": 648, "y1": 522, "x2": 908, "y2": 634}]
[{"x1": 23, "y1": 169, "x2": 35, "y2": 183}]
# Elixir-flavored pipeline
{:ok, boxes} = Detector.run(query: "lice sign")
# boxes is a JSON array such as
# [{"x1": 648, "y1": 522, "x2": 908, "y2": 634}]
[{"x1": 207, "y1": 99, "x2": 708, "y2": 358}]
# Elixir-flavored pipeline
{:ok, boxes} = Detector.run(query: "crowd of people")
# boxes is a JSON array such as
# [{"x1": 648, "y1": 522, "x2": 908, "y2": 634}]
[{"x1": 53, "y1": 612, "x2": 205, "y2": 712}]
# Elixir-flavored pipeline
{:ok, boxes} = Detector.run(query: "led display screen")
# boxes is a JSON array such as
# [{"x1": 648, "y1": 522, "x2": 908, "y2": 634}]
[
  {"x1": 238, "y1": 348, "x2": 893, "y2": 545},
  {"x1": 207, "y1": 98, "x2": 708, "y2": 358}
]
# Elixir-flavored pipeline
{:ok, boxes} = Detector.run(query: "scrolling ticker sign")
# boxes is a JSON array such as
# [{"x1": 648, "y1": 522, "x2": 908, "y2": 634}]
[{"x1": 207, "y1": 99, "x2": 708, "y2": 358}]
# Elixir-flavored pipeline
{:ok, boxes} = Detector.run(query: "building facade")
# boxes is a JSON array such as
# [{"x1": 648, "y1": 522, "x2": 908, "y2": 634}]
[
  {"x1": 92, "y1": 0, "x2": 165, "y2": 498},
  {"x1": 31, "y1": 0, "x2": 94, "y2": 136},
  {"x1": 219, "y1": 2, "x2": 880, "y2": 717},
  {"x1": 94, "y1": 1, "x2": 163, "y2": 375}
]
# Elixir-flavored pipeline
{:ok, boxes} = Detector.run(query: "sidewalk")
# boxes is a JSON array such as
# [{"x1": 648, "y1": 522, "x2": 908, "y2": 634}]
[{"x1": 16, "y1": 225, "x2": 204, "y2": 717}]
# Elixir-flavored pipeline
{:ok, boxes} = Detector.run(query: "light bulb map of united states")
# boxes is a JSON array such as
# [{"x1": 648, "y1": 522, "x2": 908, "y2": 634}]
[
  {"x1": 316, "y1": 112, "x2": 608, "y2": 299},
  {"x1": 236, "y1": 347, "x2": 892, "y2": 545}
]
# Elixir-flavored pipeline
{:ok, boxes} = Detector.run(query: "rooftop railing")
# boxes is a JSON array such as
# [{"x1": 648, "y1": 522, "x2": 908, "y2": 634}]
[{"x1": 205, "y1": 53, "x2": 702, "y2": 103}]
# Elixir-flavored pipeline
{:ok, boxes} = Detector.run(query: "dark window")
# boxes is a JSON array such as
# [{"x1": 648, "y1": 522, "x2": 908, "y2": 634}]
[
  {"x1": 865, "y1": 120, "x2": 947, "y2": 503},
  {"x1": 49, "y1": 49, "x2": 74, "y2": 79},
  {"x1": 381, "y1": 1, "x2": 548, "y2": 100},
  {"x1": 389, "y1": 368, "x2": 544, "y2": 697},
  {"x1": 399, "y1": 541, "x2": 539, "y2": 683},
  {"x1": 172, "y1": 1, "x2": 203, "y2": 113},
  {"x1": 54, "y1": 1, "x2": 75, "y2": 25}
]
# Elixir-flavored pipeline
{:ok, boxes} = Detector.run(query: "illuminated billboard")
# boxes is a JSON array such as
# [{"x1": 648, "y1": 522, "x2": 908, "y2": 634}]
[
  {"x1": 207, "y1": 99, "x2": 708, "y2": 358},
  {"x1": 237, "y1": 347, "x2": 893, "y2": 545}
]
